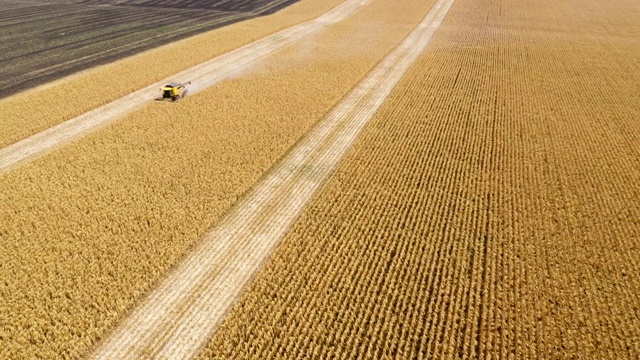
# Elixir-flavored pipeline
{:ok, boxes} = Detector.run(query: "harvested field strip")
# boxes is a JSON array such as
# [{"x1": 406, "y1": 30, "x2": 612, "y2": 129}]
[
  {"x1": 5, "y1": 14, "x2": 242, "y2": 78},
  {"x1": 1, "y1": 11, "x2": 239, "y2": 86},
  {"x1": 200, "y1": 0, "x2": 640, "y2": 358},
  {"x1": 73, "y1": 0, "x2": 294, "y2": 13},
  {"x1": 0, "y1": 0, "x2": 302, "y2": 97},
  {"x1": 0, "y1": 0, "x2": 345, "y2": 148},
  {"x1": 90, "y1": 0, "x2": 451, "y2": 357},
  {"x1": 0, "y1": 0, "x2": 434, "y2": 357},
  {"x1": 0, "y1": 0, "x2": 370, "y2": 175}
]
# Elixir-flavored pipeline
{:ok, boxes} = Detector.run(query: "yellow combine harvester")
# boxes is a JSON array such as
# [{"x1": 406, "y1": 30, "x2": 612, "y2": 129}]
[{"x1": 157, "y1": 81, "x2": 191, "y2": 102}]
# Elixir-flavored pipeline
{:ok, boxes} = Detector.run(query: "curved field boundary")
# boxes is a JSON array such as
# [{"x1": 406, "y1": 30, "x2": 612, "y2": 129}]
[
  {"x1": 89, "y1": 0, "x2": 455, "y2": 358},
  {"x1": 0, "y1": 0, "x2": 369, "y2": 176}
]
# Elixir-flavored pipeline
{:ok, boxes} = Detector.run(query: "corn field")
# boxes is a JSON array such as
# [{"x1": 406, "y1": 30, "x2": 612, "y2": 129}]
[
  {"x1": 0, "y1": 0, "x2": 432, "y2": 357},
  {"x1": 1, "y1": 0, "x2": 639, "y2": 358},
  {"x1": 200, "y1": 0, "x2": 640, "y2": 358}
]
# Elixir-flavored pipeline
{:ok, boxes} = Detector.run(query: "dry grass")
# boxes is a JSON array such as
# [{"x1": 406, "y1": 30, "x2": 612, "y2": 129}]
[
  {"x1": 199, "y1": 0, "x2": 640, "y2": 358},
  {"x1": 0, "y1": 0, "x2": 346, "y2": 149},
  {"x1": 0, "y1": 0, "x2": 432, "y2": 357}
]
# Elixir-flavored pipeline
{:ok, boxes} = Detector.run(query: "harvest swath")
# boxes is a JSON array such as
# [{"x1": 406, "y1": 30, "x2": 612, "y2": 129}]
[{"x1": 0, "y1": 0, "x2": 299, "y2": 97}]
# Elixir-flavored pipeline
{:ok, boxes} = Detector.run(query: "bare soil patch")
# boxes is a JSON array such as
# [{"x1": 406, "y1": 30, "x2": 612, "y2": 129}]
[{"x1": 0, "y1": 0, "x2": 299, "y2": 97}]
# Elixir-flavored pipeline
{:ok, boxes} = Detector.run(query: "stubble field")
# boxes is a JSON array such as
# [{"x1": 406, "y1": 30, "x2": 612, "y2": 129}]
[{"x1": 0, "y1": 0, "x2": 299, "y2": 97}]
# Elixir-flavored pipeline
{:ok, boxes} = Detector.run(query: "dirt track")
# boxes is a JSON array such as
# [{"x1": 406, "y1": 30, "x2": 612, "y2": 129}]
[
  {"x1": 0, "y1": 0, "x2": 369, "y2": 176},
  {"x1": 89, "y1": 0, "x2": 454, "y2": 357}
]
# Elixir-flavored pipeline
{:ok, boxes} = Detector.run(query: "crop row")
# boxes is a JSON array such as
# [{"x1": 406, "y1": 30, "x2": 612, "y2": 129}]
[
  {"x1": 0, "y1": 0, "x2": 431, "y2": 357},
  {"x1": 199, "y1": 0, "x2": 640, "y2": 358}
]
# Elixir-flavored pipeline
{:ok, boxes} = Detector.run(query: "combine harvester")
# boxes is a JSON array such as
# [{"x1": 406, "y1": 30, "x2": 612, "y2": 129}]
[{"x1": 156, "y1": 81, "x2": 191, "y2": 102}]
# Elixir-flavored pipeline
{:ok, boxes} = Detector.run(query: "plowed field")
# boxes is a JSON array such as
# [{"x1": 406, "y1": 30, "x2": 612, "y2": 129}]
[{"x1": 0, "y1": 0, "x2": 299, "y2": 97}]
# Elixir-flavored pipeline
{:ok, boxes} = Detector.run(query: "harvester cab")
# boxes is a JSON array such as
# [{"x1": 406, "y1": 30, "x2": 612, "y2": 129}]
[{"x1": 157, "y1": 81, "x2": 191, "y2": 102}]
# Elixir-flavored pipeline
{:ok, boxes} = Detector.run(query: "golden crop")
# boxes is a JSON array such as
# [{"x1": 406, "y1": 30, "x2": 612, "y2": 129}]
[
  {"x1": 0, "y1": 0, "x2": 432, "y2": 357},
  {"x1": 200, "y1": 0, "x2": 640, "y2": 358}
]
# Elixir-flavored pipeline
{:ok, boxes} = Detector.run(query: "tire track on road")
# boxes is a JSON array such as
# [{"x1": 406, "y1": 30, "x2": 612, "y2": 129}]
[
  {"x1": 89, "y1": 0, "x2": 455, "y2": 357},
  {"x1": 0, "y1": 0, "x2": 369, "y2": 176}
]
